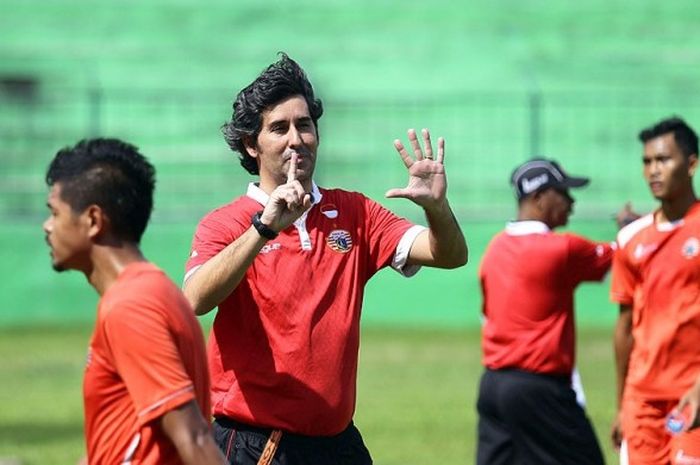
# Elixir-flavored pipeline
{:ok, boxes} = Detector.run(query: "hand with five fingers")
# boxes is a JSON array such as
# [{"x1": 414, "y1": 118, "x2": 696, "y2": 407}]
[
  {"x1": 260, "y1": 152, "x2": 313, "y2": 233},
  {"x1": 386, "y1": 128, "x2": 447, "y2": 211}
]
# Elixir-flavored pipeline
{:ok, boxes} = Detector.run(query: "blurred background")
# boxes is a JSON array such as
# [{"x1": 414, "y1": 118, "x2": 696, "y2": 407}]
[
  {"x1": 3, "y1": 0, "x2": 699, "y2": 329},
  {"x1": 1, "y1": 1, "x2": 700, "y2": 463}
]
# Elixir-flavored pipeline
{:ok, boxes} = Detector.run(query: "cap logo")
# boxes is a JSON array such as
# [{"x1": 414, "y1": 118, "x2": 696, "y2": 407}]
[{"x1": 521, "y1": 173, "x2": 549, "y2": 194}]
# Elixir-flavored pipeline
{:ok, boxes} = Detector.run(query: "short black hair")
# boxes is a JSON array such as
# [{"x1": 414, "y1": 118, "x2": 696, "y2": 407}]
[
  {"x1": 45, "y1": 138, "x2": 156, "y2": 243},
  {"x1": 222, "y1": 53, "x2": 323, "y2": 175},
  {"x1": 638, "y1": 116, "x2": 698, "y2": 158}
]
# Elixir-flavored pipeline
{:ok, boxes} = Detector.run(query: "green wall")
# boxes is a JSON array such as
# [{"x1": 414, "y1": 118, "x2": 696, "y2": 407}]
[
  {"x1": 1, "y1": 217, "x2": 619, "y2": 327},
  {"x1": 2, "y1": 0, "x2": 698, "y2": 327}
]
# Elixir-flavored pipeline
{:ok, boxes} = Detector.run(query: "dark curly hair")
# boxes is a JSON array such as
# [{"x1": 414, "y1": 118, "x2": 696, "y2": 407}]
[
  {"x1": 222, "y1": 53, "x2": 324, "y2": 175},
  {"x1": 639, "y1": 116, "x2": 698, "y2": 158},
  {"x1": 45, "y1": 138, "x2": 156, "y2": 243}
]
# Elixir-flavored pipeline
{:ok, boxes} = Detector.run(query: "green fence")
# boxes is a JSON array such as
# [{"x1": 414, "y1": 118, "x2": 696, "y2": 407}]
[{"x1": 2, "y1": 88, "x2": 699, "y2": 326}]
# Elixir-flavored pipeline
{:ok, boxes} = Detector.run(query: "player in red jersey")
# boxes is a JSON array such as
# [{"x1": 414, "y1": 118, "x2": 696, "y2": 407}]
[
  {"x1": 477, "y1": 158, "x2": 616, "y2": 465},
  {"x1": 183, "y1": 53, "x2": 467, "y2": 465},
  {"x1": 611, "y1": 117, "x2": 700, "y2": 465},
  {"x1": 43, "y1": 138, "x2": 226, "y2": 465}
]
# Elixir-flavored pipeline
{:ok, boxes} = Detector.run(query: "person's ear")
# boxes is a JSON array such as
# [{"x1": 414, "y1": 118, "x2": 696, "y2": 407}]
[
  {"x1": 688, "y1": 154, "x2": 698, "y2": 177},
  {"x1": 83, "y1": 205, "x2": 105, "y2": 239},
  {"x1": 243, "y1": 135, "x2": 258, "y2": 159},
  {"x1": 532, "y1": 189, "x2": 549, "y2": 211}
]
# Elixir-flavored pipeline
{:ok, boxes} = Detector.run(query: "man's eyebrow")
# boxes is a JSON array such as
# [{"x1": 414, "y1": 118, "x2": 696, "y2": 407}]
[{"x1": 267, "y1": 118, "x2": 285, "y2": 125}]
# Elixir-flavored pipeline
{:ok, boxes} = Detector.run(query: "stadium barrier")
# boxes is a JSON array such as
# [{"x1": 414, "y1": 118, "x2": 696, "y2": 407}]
[{"x1": 2, "y1": 87, "x2": 698, "y2": 325}]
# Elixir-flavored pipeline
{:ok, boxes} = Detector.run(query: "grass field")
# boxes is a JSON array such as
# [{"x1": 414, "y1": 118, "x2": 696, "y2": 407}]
[{"x1": 0, "y1": 325, "x2": 619, "y2": 464}]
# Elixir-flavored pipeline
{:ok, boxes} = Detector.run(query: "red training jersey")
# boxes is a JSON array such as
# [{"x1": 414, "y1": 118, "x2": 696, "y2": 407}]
[
  {"x1": 83, "y1": 262, "x2": 210, "y2": 465},
  {"x1": 479, "y1": 221, "x2": 613, "y2": 375},
  {"x1": 185, "y1": 183, "x2": 422, "y2": 436},
  {"x1": 611, "y1": 203, "x2": 700, "y2": 399}
]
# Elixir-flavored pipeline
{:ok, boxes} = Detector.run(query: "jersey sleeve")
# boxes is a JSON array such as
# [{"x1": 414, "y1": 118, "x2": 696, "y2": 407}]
[
  {"x1": 364, "y1": 196, "x2": 420, "y2": 276},
  {"x1": 610, "y1": 245, "x2": 635, "y2": 305},
  {"x1": 102, "y1": 298, "x2": 195, "y2": 427},
  {"x1": 185, "y1": 210, "x2": 247, "y2": 281},
  {"x1": 566, "y1": 233, "x2": 615, "y2": 283}
]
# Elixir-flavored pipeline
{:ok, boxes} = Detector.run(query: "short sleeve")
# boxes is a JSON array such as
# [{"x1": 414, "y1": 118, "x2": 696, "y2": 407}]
[
  {"x1": 364, "y1": 196, "x2": 417, "y2": 275},
  {"x1": 185, "y1": 210, "x2": 247, "y2": 281},
  {"x1": 103, "y1": 301, "x2": 195, "y2": 427},
  {"x1": 566, "y1": 233, "x2": 615, "y2": 284},
  {"x1": 610, "y1": 245, "x2": 635, "y2": 305}
]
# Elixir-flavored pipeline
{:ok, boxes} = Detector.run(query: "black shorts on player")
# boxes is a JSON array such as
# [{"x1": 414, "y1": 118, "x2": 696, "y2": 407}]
[{"x1": 477, "y1": 369, "x2": 605, "y2": 465}]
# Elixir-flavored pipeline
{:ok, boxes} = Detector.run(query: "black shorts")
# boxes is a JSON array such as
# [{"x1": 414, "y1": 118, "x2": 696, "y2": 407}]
[
  {"x1": 213, "y1": 417, "x2": 373, "y2": 465},
  {"x1": 476, "y1": 368, "x2": 605, "y2": 465}
]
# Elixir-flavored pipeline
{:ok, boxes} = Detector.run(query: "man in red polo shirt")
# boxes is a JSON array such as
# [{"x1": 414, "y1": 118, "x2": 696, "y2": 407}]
[
  {"x1": 611, "y1": 116, "x2": 700, "y2": 465},
  {"x1": 183, "y1": 53, "x2": 467, "y2": 465},
  {"x1": 477, "y1": 158, "x2": 615, "y2": 465},
  {"x1": 43, "y1": 139, "x2": 226, "y2": 465}
]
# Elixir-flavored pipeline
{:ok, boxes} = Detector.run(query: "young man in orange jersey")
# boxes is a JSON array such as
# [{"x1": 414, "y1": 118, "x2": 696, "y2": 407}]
[
  {"x1": 183, "y1": 54, "x2": 467, "y2": 465},
  {"x1": 477, "y1": 158, "x2": 615, "y2": 465},
  {"x1": 611, "y1": 117, "x2": 700, "y2": 465},
  {"x1": 43, "y1": 138, "x2": 226, "y2": 465}
]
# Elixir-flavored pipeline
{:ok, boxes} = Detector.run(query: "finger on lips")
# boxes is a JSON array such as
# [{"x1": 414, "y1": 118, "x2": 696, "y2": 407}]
[{"x1": 287, "y1": 152, "x2": 298, "y2": 183}]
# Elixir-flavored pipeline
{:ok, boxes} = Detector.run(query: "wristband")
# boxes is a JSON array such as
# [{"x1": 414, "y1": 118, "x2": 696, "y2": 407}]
[{"x1": 251, "y1": 211, "x2": 278, "y2": 240}]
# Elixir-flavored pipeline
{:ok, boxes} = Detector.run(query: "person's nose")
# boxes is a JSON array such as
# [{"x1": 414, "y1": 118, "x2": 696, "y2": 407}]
[
  {"x1": 288, "y1": 125, "x2": 303, "y2": 147},
  {"x1": 649, "y1": 160, "x2": 662, "y2": 177}
]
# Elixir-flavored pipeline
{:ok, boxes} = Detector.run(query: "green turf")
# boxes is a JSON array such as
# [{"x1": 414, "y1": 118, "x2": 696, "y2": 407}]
[{"x1": 0, "y1": 325, "x2": 620, "y2": 465}]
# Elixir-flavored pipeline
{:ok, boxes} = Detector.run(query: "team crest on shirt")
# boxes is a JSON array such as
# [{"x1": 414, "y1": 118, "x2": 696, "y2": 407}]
[
  {"x1": 681, "y1": 237, "x2": 700, "y2": 259},
  {"x1": 326, "y1": 229, "x2": 353, "y2": 253}
]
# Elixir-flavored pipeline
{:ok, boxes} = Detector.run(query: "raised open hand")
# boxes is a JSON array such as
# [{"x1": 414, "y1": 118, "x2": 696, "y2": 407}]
[{"x1": 385, "y1": 128, "x2": 447, "y2": 210}]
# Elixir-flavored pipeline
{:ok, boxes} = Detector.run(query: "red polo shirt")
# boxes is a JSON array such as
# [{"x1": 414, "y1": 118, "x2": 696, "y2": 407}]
[
  {"x1": 186, "y1": 183, "x2": 423, "y2": 435},
  {"x1": 479, "y1": 221, "x2": 613, "y2": 375}
]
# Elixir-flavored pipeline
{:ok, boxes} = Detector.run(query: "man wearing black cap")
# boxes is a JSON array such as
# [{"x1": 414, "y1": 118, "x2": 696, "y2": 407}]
[{"x1": 476, "y1": 158, "x2": 614, "y2": 465}]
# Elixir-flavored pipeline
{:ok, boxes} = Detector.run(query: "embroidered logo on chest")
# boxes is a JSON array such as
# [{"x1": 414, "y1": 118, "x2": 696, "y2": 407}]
[
  {"x1": 326, "y1": 229, "x2": 353, "y2": 253},
  {"x1": 681, "y1": 237, "x2": 700, "y2": 259}
]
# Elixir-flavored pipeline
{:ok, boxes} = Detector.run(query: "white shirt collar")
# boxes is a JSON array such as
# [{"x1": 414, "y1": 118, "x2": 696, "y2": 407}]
[
  {"x1": 246, "y1": 181, "x2": 323, "y2": 207},
  {"x1": 505, "y1": 220, "x2": 551, "y2": 236}
]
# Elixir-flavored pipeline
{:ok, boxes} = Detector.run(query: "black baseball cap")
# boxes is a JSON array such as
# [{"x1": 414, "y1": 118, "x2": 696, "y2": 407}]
[{"x1": 510, "y1": 158, "x2": 589, "y2": 200}]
